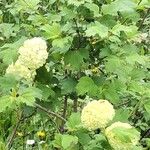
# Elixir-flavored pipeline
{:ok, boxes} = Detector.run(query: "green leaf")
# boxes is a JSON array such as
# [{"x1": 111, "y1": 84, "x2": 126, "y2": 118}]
[
  {"x1": 76, "y1": 132, "x2": 91, "y2": 146},
  {"x1": 53, "y1": 134, "x2": 63, "y2": 149},
  {"x1": 100, "y1": 15, "x2": 117, "y2": 28},
  {"x1": 0, "y1": 37, "x2": 27, "y2": 64},
  {"x1": 66, "y1": 113, "x2": 81, "y2": 131},
  {"x1": 84, "y1": 3, "x2": 100, "y2": 17},
  {"x1": 128, "y1": 81, "x2": 145, "y2": 94},
  {"x1": 27, "y1": 14, "x2": 47, "y2": 25},
  {"x1": 46, "y1": 13, "x2": 62, "y2": 22},
  {"x1": 61, "y1": 78, "x2": 77, "y2": 95},
  {"x1": 61, "y1": 134, "x2": 78, "y2": 149},
  {"x1": 0, "y1": 82, "x2": 41, "y2": 111},
  {"x1": 0, "y1": 23, "x2": 15, "y2": 39},
  {"x1": 64, "y1": 51, "x2": 84, "y2": 71},
  {"x1": 76, "y1": 76, "x2": 99, "y2": 96},
  {"x1": 60, "y1": 7, "x2": 76, "y2": 20},
  {"x1": 67, "y1": 0, "x2": 92, "y2": 6},
  {"x1": 18, "y1": 87, "x2": 42, "y2": 106},
  {"x1": 41, "y1": 23, "x2": 61, "y2": 39},
  {"x1": 103, "y1": 86, "x2": 120, "y2": 104},
  {"x1": 105, "y1": 56, "x2": 123, "y2": 73},
  {"x1": 16, "y1": 0, "x2": 40, "y2": 13},
  {"x1": 111, "y1": 24, "x2": 138, "y2": 39},
  {"x1": 85, "y1": 21, "x2": 108, "y2": 38},
  {"x1": 0, "y1": 75, "x2": 17, "y2": 91},
  {"x1": 113, "y1": 109, "x2": 130, "y2": 122},
  {"x1": 52, "y1": 37, "x2": 73, "y2": 53},
  {"x1": 0, "y1": 96, "x2": 14, "y2": 112},
  {"x1": 0, "y1": 141, "x2": 6, "y2": 150},
  {"x1": 125, "y1": 53, "x2": 146, "y2": 65},
  {"x1": 136, "y1": 0, "x2": 150, "y2": 9},
  {"x1": 79, "y1": 48, "x2": 89, "y2": 59},
  {"x1": 102, "y1": 0, "x2": 136, "y2": 16},
  {"x1": 37, "y1": 83, "x2": 55, "y2": 100},
  {"x1": 111, "y1": 127, "x2": 140, "y2": 144}
]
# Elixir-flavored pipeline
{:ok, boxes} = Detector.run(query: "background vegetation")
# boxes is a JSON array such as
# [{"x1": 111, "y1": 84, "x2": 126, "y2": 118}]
[{"x1": 0, "y1": 0, "x2": 150, "y2": 149}]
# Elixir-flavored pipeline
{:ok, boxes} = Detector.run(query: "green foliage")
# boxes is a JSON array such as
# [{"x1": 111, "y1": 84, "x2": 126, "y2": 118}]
[
  {"x1": 53, "y1": 134, "x2": 78, "y2": 150},
  {"x1": 0, "y1": 37, "x2": 27, "y2": 64},
  {"x1": 0, "y1": 141, "x2": 6, "y2": 150},
  {"x1": 61, "y1": 78, "x2": 77, "y2": 95},
  {"x1": 102, "y1": 0, "x2": 136, "y2": 16},
  {"x1": 66, "y1": 112, "x2": 81, "y2": 131},
  {"x1": 112, "y1": 127, "x2": 140, "y2": 143},
  {"x1": 41, "y1": 23, "x2": 61, "y2": 40},
  {"x1": 76, "y1": 76, "x2": 99, "y2": 96},
  {"x1": 0, "y1": 0, "x2": 149, "y2": 149},
  {"x1": 85, "y1": 21, "x2": 108, "y2": 38},
  {"x1": 0, "y1": 86, "x2": 42, "y2": 112}
]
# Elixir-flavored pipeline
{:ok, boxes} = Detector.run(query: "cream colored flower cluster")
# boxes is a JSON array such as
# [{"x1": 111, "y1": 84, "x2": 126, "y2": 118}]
[
  {"x1": 81, "y1": 100, "x2": 115, "y2": 130},
  {"x1": 105, "y1": 122, "x2": 140, "y2": 150},
  {"x1": 6, "y1": 61, "x2": 36, "y2": 81},
  {"x1": 6, "y1": 37, "x2": 48, "y2": 81},
  {"x1": 18, "y1": 37, "x2": 48, "y2": 70},
  {"x1": 81, "y1": 100, "x2": 140, "y2": 149}
]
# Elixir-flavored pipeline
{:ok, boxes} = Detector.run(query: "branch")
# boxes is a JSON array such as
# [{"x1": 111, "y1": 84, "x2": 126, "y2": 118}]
[
  {"x1": 6, "y1": 111, "x2": 23, "y2": 149},
  {"x1": 73, "y1": 97, "x2": 78, "y2": 112},
  {"x1": 128, "y1": 99, "x2": 143, "y2": 119},
  {"x1": 73, "y1": 18, "x2": 81, "y2": 49},
  {"x1": 35, "y1": 103, "x2": 66, "y2": 122},
  {"x1": 60, "y1": 96, "x2": 68, "y2": 133},
  {"x1": 115, "y1": 100, "x2": 130, "y2": 109},
  {"x1": 138, "y1": 8, "x2": 150, "y2": 30},
  {"x1": 138, "y1": 0, "x2": 142, "y2": 5},
  {"x1": 20, "y1": 109, "x2": 36, "y2": 122},
  {"x1": 140, "y1": 128, "x2": 150, "y2": 140}
]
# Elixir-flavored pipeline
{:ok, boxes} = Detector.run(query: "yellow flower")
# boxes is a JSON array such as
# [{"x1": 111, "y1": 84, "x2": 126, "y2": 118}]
[
  {"x1": 91, "y1": 67, "x2": 100, "y2": 74},
  {"x1": 105, "y1": 122, "x2": 140, "y2": 150},
  {"x1": 81, "y1": 100, "x2": 115, "y2": 130},
  {"x1": 17, "y1": 132, "x2": 23, "y2": 137},
  {"x1": 37, "y1": 131, "x2": 46, "y2": 138}
]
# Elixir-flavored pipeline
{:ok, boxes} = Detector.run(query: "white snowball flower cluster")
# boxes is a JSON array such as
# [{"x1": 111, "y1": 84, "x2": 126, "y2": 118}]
[
  {"x1": 6, "y1": 37, "x2": 48, "y2": 81},
  {"x1": 18, "y1": 37, "x2": 48, "y2": 70},
  {"x1": 105, "y1": 122, "x2": 140, "y2": 150},
  {"x1": 81, "y1": 100, "x2": 115, "y2": 130},
  {"x1": 6, "y1": 61, "x2": 36, "y2": 81}
]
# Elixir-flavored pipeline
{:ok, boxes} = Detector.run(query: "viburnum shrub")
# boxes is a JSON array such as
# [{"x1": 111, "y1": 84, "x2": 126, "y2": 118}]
[{"x1": 0, "y1": 0, "x2": 149, "y2": 149}]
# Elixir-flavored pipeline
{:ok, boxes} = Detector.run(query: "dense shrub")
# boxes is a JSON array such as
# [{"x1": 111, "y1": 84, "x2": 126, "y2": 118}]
[{"x1": 0, "y1": 0, "x2": 149, "y2": 149}]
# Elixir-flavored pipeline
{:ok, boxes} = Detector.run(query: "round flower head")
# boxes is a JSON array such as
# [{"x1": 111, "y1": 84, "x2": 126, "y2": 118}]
[
  {"x1": 6, "y1": 61, "x2": 36, "y2": 81},
  {"x1": 18, "y1": 37, "x2": 48, "y2": 70},
  {"x1": 23, "y1": 37, "x2": 47, "y2": 51},
  {"x1": 81, "y1": 100, "x2": 115, "y2": 130},
  {"x1": 105, "y1": 122, "x2": 140, "y2": 150}
]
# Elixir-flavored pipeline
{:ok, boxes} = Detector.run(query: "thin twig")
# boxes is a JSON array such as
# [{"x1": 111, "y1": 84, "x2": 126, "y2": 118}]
[
  {"x1": 73, "y1": 97, "x2": 78, "y2": 112},
  {"x1": 62, "y1": 96, "x2": 68, "y2": 123},
  {"x1": 138, "y1": 8, "x2": 150, "y2": 30},
  {"x1": 73, "y1": 18, "x2": 81, "y2": 49},
  {"x1": 6, "y1": 111, "x2": 23, "y2": 149},
  {"x1": 20, "y1": 109, "x2": 37, "y2": 122},
  {"x1": 60, "y1": 96, "x2": 68, "y2": 133},
  {"x1": 140, "y1": 128, "x2": 150, "y2": 140},
  {"x1": 115, "y1": 100, "x2": 130, "y2": 108},
  {"x1": 128, "y1": 99, "x2": 143, "y2": 119},
  {"x1": 138, "y1": 0, "x2": 142, "y2": 5},
  {"x1": 35, "y1": 103, "x2": 66, "y2": 122}
]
